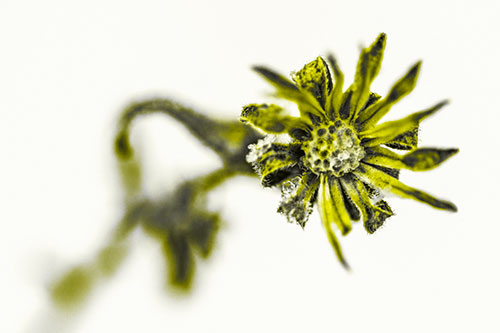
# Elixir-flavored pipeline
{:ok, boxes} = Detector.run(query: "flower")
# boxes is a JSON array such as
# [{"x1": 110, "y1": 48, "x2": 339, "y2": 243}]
[{"x1": 240, "y1": 33, "x2": 458, "y2": 269}]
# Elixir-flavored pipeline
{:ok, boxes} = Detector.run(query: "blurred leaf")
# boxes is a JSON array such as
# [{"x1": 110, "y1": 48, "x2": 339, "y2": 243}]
[{"x1": 51, "y1": 266, "x2": 96, "y2": 309}]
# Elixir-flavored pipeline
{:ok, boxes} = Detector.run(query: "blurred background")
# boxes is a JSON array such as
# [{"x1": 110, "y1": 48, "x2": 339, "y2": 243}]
[{"x1": 1, "y1": 0, "x2": 499, "y2": 332}]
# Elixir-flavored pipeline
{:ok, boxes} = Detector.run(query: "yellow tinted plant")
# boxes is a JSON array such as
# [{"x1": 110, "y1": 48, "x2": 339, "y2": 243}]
[{"x1": 241, "y1": 33, "x2": 458, "y2": 268}]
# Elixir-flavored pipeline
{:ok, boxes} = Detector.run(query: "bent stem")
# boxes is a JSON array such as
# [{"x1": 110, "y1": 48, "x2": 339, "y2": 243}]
[{"x1": 51, "y1": 98, "x2": 261, "y2": 309}]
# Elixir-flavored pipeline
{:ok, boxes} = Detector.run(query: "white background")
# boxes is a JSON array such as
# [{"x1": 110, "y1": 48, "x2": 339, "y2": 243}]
[{"x1": 1, "y1": 0, "x2": 499, "y2": 332}]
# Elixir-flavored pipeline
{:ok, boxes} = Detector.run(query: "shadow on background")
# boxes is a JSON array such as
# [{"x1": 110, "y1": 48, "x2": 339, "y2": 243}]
[{"x1": 50, "y1": 98, "x2": 262, "y2": 310}]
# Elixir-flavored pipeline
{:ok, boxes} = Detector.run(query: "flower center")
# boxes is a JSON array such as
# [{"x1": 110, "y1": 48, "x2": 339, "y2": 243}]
[{"x1": 302, "y1": 120, "x2": 365, "y2": 177}]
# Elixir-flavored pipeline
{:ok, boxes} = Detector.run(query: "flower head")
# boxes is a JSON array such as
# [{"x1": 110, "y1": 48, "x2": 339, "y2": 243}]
[{"x1": 240, "y1": 33, "x2": 458, "y2": 269}]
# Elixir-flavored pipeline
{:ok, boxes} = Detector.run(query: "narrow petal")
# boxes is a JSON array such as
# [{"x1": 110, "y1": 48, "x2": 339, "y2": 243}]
[
  {"x1": 359, "y1": 93, "x2": 382, "y2": 114},
  {"x1": 278, "y1": 172, "x2": 319, "y2": 228},
  {"x1": 326, "y1": 54, "x2": 345, "y2": 119},
  {"x1": 364, "y1": 146, "x2": 459, "y2": 171},
  {"x1": 360, "y1": 100, "x2": 448, "y2": 147},
  {"x1": 384, "y1": 125, "x2": 419, "y2": 150},
  {"x1": 356, "y1": 61, "x2": 421, "y2": 129},
  {"x1": 301, "y1": 173, "x2": 320, "y2": 220},
  {"x1": 330, "y1": 178, "x2": 353, "y2": 234},
  {"x1": 362, "y1": 146, "x2": 406, "y2": 169},
  {"x1": 340, "y1": 176, "x2": 393, "y2": 234},
  {"x1": 252, "y1": 65, "x2": 297, "y2": 91},
  {"x1": 353, "y1": 164, "x2": 458, "y2": 212},
  {"x1": 402, "y1": 148, "x2": 459, "y2": 171},
  {"x1": 262, "y1": 163, "x2": 302, "y2": 188},
  {"x1": 323, "y1": 219, "x2": 350, "y2": 270},
  {"x1": 318, "y1": 175, "x2": 352, "y2": 236},
  {"x1": 293, "y1": 56, "x2": 333, "y2": 112},
  {"x1": 363, "y1": 162, "x2": 400, "y2": 179},
  {"x1": 240, "y1": 103, "x2": 311, "y2": 137},
  {"x1": 366, "y1": 200, "x2": 394, "y2": 233},
  {"x1": 252, "y1": 65, "x2": 325, "y2": 119},
  {"x1": 318, "y1": 175, "x2": 338, "y2": 231},
  {"x1": 318, "y1": 175, "x2": 350, "y2": 268},
  {"x1": 339, "y1": 180, "x2": 361, "y2": 221},
  {"x1": 338, "y1": 90, "x2": 353, "y2": 120},
  {"x1": 247, "y1": 140, "x2": 303, "y2": 187},
  {"x1": 348, "y1": 33, "x2": 386, "y2": 123}
]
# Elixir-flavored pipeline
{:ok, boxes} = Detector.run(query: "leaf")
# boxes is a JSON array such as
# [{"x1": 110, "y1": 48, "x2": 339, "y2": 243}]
[{"x1": 326, "y1": 54, "x2": 345, "y2": 119}]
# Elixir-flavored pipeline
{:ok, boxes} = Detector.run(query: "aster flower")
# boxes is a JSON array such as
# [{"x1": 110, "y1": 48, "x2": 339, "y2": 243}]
[{"x1": 240, "y1": 33, "x2": 458, "y2": 269}]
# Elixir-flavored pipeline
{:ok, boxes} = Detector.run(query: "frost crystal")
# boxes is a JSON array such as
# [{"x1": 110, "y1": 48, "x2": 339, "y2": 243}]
[
  {"x1": 246, "y1": 134, "x2": 274, "y2": 160},
  {"x1": 278, "y1": 177, "x2": 313, "y2": 228}
]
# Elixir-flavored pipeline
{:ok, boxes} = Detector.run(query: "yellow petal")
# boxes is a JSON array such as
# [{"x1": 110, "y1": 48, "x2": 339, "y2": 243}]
[
  {"x1": 353, "y1": 164, "x2": 457, "y2": 212},
  {"x1": 252, "y1": 65, "x2": 325, "y2": 120},
  {"x1": 360, "y1": 100, "x2": 448, "y2": 147},
  {"x1": 293, "y1": 56, "x2": 332, "y2": 112},
  {"x1": 348, "y1": 33, "x2": 386, "y2": 123},
  {"x1": 364, "y1": 146, "x2": 459, "y2": 171},
  {"x1": 340, "y1": 176, "x2": 393, "y2": 234},
  {"x1": 247, "y1": 140, "x2": 302, "y2": 187},
  {"x1": 318, "y1": 175, "x2": 350, "y2": 269},
  {"x1": 384, "y1": 125, "x2": 419, "y2": 150},
  {"x1": 317, "y1": 175, "x2": 352, "y2": 236},
  {"x1": 356, "y1": 61, "x2": 421, "y2": 130},
  {"x1": 240, "y1": 103, "x2": 311, "y2": 138},
  {"x1": 326, "y1": 54, "x2": 345, "y2": 119},
  {"x1": 278, "y1": 173, "x2": 320, "y2": 228}
]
